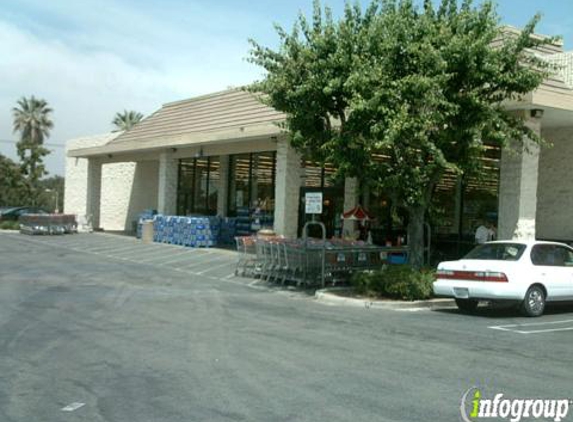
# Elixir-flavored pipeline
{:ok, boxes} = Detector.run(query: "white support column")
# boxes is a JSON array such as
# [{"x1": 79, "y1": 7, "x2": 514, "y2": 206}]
[
  {"x1": 498, "y1": 112, "x2": 541, "y2": 240},
  {"x1": 217, "y1": 155, "x2": 229, "y2": 216},
  {"x1": 86, "y1": 158, "x2": 102, "y2": 229},
  {"x1": 158, "y1": 153, "x2": 178, "y2": 215},
  {"x1": 274, "y1": 139, "x2": 301, "y2": 238},
  {"x1": 343, "y1": 177, "x2": 360, "y2": 236}
]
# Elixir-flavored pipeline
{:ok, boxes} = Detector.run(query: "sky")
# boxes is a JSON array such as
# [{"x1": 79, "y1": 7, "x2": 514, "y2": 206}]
[{"x1": 1, "y1": 0, "x2": 572, "y2": 176}]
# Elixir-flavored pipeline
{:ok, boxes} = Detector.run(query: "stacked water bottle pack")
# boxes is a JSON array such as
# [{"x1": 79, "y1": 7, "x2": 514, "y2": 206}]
[
  {"x1": 235, "y1": 207, "x2": 252, "y2": 236},
  {"x1": 152, "y1": 215, "x2": 221, "y2": 247},
  {"x1": 136, "y1": 209, "x2": 157, "y2": 239}
]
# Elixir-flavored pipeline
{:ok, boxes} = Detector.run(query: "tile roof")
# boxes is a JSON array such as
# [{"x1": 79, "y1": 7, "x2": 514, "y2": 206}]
[{"x1": 110, "y1": 88, "x2": 285, "y2": 145}]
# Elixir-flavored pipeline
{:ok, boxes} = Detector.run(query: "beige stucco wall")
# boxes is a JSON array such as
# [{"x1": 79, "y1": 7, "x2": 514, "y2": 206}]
[
  {"x1": 99, "y1": 161, "x2": 159, "y2": 231},
  {"x1": 65, "y1": 133, "x2": 159, "y2": 232},
  {"x1": 64, "y1": 133, "x2": 120, "y2": 218},
  {"x1": 536, "y1": 127, "x2": 573, "y2": 241}
]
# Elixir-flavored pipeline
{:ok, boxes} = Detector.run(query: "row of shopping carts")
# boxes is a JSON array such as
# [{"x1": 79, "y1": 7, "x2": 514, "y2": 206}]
[{"x1": 235, "y1": 236, "x2": 408, "y2": 287}]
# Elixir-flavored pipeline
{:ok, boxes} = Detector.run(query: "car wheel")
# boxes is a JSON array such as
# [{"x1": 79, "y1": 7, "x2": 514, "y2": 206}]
[
  {"x1": 522, "y1": 285, "x2": 546, "y2": 317},
  {"x1": 455, "y1": 298, "x2": 479, "y2": 313}
]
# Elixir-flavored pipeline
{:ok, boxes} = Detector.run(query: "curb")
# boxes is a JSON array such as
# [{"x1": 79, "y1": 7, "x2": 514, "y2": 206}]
[
  {"x1": 0, "y1": 230, "x2": 20, "y2": 234},
  {"x1": 315, "y1": 288, "x2": 455, "y2": 310}
]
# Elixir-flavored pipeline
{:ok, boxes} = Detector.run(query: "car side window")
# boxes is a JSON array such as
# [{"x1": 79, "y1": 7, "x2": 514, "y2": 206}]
[
  {"x1": 531, "y1": 245, "x2": 573, "y2": 267},
  {"x1": 531, "y1": 245, "x2": 558, "y2": 266},
  {"x1": 557, "y1": 247, "x2": 573, "y2": 267}
]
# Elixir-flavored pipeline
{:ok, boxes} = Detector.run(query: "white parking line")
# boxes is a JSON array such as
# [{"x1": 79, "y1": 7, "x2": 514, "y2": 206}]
[
  {"x1": 195, "y1": 260, "x2": 235, "y2": 275},
  {"x1": 177, "y1": 254, "x2": 231, "y2": 269},
  {"x1": 144, "y1": 249, "x2": 192, "y2": 263},
  {"x1": 106, "y1": 245, "x2": 166, "y2": 258},
  {"x1": 489, "y1": 319, "x2": 573, "y2": 334}
]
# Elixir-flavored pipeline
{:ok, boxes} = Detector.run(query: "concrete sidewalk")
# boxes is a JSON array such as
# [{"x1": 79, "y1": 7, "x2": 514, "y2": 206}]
[{"x1": 315, "y1": 287, "x2": 455, "y2": 310}]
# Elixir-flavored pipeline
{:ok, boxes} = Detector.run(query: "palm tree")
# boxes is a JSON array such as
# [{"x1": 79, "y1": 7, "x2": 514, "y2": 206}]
[
  {"x1": 112, "y1": 110, "x2": 144, "y2": 132},
  {"x1": 12, "y1": 96, "x2": 54, "y2": 205},
  {"x1": 13, "y1": 96, "x2": 53, "y2": 145}
]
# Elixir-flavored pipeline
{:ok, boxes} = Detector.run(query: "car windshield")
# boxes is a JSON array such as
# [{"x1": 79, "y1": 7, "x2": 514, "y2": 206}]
[{"x1": 463, "y1": 243, "x2": 526, "y2": 261}]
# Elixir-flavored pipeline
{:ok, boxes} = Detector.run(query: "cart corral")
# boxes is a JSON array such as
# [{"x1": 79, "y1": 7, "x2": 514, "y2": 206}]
[{"x1": 235, "y1": 235, "x2": 408, "y2": 287}]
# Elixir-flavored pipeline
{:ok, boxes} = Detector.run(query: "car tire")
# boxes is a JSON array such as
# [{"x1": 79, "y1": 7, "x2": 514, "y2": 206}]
[
  {"x1": 455, "y1": 298, "x2": 479, "y2": 313},
  {"x1": 521, "y1": 285, "x2": 546, "y2": 317}
]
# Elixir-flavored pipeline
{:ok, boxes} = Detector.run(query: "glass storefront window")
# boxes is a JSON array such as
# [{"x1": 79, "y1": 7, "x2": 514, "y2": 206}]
[
  {"x1": 177, "y1": 156, "x2": 220, "y2": 216},
  {"x1": 227, "y1": 152, "x2": 276, "y2": 217}
]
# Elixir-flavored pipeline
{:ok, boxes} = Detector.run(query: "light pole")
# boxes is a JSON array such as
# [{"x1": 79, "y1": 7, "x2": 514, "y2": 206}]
[{"x1": 45, "y1": 189, "x2": 59, "y2": 213}]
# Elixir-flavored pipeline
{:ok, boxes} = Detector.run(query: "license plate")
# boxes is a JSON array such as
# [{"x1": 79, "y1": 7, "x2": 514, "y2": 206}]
[{"x1": 454, "y1": 287, "x2": 469, "y2": 299}]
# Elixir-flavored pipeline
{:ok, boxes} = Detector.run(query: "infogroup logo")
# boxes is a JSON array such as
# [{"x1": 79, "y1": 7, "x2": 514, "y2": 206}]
[{"x1": 460, "y1": 387, "x2": 571, "y2": 422}]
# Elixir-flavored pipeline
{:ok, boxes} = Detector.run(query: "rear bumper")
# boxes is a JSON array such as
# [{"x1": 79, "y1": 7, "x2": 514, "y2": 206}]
[{"x1": 433, "y1": 280, "x2": 525, "y2": 301}]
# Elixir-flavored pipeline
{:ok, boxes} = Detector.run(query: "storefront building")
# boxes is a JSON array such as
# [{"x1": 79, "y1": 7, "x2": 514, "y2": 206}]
[{"x1": 65, "y1": 34, "x2": 573, "y2": 258}]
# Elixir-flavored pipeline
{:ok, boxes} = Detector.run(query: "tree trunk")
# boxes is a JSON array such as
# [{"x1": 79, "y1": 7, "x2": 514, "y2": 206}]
[{"x1": 407, "y1": 206, "x2": 426, "y2": 269}]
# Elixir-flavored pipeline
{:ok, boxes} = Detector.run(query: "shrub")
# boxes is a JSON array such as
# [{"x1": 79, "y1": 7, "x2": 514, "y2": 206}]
[
  {"x1": 351, "y1": 265, "x2": 435, "y2": 301},
  {"x1": 0, "y1": 221, "x2": 19, "y2": 230}
]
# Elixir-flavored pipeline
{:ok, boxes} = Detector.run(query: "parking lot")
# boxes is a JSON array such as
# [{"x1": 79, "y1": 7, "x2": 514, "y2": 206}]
[{"x1": 1, "y1": 232, "x2": 573, "y2": 422}]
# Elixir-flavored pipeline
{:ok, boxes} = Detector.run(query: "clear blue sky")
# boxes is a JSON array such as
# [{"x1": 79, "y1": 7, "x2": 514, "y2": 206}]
[{"x1": 0, "y1": 0, "x2": 571, "y2": 176}]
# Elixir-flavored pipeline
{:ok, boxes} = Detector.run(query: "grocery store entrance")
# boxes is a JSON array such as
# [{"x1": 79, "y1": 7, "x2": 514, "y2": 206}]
[{"x1": 298, "y1": 187, "x2": 344, "y2": 239}]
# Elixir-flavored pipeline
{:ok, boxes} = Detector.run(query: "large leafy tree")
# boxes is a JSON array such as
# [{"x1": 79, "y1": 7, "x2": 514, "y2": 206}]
[
  {"x1": 0, "y1": 154, "x2": 26, "y2": 206},
  {"x1": 112, "y1": 110, "x2": 144, "y2": 131},
  {"x1": 12, "y1": 96, "x2": 53, "y2": 205},
  {"x1": 249, "y1": 0, "x2": 554, "y2": 268}
]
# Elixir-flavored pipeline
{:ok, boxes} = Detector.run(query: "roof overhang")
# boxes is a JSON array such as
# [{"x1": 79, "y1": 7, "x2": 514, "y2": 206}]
[{"x1": 67, "y1": 121, "x2": 285, "y2": 159}]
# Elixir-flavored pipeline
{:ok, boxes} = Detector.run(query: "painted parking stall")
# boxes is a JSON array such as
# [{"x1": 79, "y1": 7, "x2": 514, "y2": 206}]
[
  {"x1": 489, "y1": 319, "x2": 573, "y2": 334},
  {"x1": 5, "y1": 232, "x2": 242, "y2": 283}
]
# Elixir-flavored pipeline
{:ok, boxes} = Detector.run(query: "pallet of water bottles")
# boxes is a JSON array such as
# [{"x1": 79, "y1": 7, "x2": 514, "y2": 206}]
[
  {"x1": 19, "y1": 214, "x2": 77, "y2": 235},
  {"x1": 152, "y1": 215, "x2": 220, "y2": 248}
]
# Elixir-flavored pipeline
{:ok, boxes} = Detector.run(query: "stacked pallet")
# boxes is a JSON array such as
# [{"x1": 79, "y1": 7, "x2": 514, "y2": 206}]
[
  {"x1": 19, "y1": 214, "x2": 77, "y2": 235},
  {"x1": 152, "y1": 215, "x2": 220, "y2": 248}
]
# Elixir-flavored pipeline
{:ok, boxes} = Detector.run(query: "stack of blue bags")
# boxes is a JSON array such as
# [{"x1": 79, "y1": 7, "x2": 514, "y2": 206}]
[
  {"x1": 152, "y1": 215, "x2": 221, "y2": 248},
  {"x1": 136, "y1": 209, "x2": 157, "y2": 239}
]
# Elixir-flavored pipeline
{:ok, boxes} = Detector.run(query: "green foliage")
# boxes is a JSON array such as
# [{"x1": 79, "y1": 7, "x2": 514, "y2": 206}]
[
  {"x1": 38, "y1": 176, "x2": 65, "y2": 212},
  {"x1": 248, "y1": 0, "x2": 556, "y2": 268},
  {"x1": 12, "y1": 96, "x2": 54, "y2": 205},
  {"x1": 0, "y1": 221, "x2": 20, "y2": 230},
  {"x1": 352, "y1": 265, "x2": 435, "y2": 301},
  {"x1": 112, "y1": 110, "x2": 144, "y2": 132},
  {"x1": 0, "y1": 154, "x2": 26, "y2": 206}
]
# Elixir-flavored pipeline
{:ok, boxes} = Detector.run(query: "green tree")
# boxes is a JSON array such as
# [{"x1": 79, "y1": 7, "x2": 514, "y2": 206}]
[
  {"x1": 0, "y1": 153, "x2": 26, "y2": 206},
  {"x1": 249, "y1": 0, "x2": 554, "y2": 268},
  {"x1": 12, "y1": 96, "x2": 54, "y2": 205},
  {"x1": 38, "y1": 175, "x2": 65, "y2": 212},
  {"x1": 112, "y1": 110, "x2": 144, "y2": 131}
]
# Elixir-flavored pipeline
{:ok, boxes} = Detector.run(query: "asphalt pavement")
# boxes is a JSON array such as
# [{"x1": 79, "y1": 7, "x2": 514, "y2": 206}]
[{"x1": 1, "y1": 232, "x2": 573, "y2": 422}]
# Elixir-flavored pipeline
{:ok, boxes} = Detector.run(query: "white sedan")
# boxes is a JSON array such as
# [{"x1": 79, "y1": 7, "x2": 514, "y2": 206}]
[{"x1": 433, "y1": 240, "x2": 573, "y2": 317}]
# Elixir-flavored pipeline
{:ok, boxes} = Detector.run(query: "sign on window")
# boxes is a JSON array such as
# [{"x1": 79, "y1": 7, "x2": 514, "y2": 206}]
[{"x1": 305, "y1": 192, "x2": 323, "y2": 214}]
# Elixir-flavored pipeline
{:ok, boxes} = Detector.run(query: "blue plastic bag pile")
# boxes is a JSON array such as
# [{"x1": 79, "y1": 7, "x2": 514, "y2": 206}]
[{"x1": 153, "y1": 215, "x2": 221, "y2": 247}]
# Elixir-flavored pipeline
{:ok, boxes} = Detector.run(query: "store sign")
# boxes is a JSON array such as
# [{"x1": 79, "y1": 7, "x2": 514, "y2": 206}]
[{"x1": 305, "y1": 192, "x2": 323, "y2": 214}]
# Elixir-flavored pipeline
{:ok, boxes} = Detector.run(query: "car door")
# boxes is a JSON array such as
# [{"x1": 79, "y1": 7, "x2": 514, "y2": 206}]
[{"x1": 530, "y1": 244, "x2": 573, "y2": 301}]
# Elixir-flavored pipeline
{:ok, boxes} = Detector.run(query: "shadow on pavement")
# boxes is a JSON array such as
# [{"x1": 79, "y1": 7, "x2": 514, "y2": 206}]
[{"x1": 432, "y1": 301, "x2": 573, "y2": 319}]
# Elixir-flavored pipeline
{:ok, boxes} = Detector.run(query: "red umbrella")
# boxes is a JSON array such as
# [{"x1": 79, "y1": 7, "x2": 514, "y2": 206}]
[{"x1": 342, "y1": 205, "x2": 375, "y2": 221}]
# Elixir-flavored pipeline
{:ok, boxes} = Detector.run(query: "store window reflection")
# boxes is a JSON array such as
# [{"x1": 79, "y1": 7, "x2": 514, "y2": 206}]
[{"x1": 177, "y1": 156, "x2": 220, "y2": 216}]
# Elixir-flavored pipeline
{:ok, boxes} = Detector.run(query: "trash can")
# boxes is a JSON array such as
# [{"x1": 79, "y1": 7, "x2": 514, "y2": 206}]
[{"x1": 141, "y1": 220, "x2": 154, "y2": 244}]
